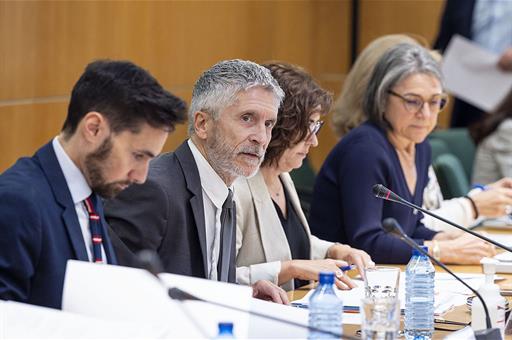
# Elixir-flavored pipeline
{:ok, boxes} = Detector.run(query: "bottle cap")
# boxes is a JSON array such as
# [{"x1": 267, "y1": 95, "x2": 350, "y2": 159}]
[
  {"x1": 411, "y1": 246, "x2": 429, "y2": 256},
  {"x1": 218, "y1": 322, "x2": 234, "y2": 334},
  {"x1": 319, "y1": 272, "x2": 335, "y2": 284}
]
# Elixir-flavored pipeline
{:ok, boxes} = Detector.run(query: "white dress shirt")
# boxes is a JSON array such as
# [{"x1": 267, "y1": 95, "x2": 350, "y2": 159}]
[
  {"x1": 188, "y1": 139, "x2": 231, "y2": 281},
  {"x1": 52, "y1": 137, "x2": 107, "y2": 263},
  {"x1": 422, "y1": 166, "x2": 476, "y2": 232},
  {"x1": 473, "y1": 0, "x2": 512, "y2": 54}
]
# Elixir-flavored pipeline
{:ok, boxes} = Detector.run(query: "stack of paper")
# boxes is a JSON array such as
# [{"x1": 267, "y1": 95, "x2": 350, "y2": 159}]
[{"x1": 291, "y1": 272, "x2": 485, "y2": 323}]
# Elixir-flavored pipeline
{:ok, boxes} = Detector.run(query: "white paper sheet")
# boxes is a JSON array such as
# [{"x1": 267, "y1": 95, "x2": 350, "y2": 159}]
[
  {"x1": 486, "y1": 233, "x2": 512, "y2": 248},
  {"x1": 444, "y1": 326, "x2": 477, "y2": 340},
  {"x1": 0, "y1": 300, "x2": 156, "y2": 339},
  {"x1": 158, "y1": 272, "x2": 252, "y2": 338},
  {"x1": 442, "y1": 35, "x2": 512, "y2": 112},
  {"x1": 248, "y1": 297, "x2": 309, "y2": 337},
  {"x1": 292, "y1": 272, "x2": 485, "y2": 318},
  {"x1": 476, "y1": 215, "x2": 512, "y2": 229},
  {"x1": 62, "y1": 260, "x2": 203, "y2": 338},
  {"x1": 292, "y1": 279, "x2": 405, "y2": 312}
]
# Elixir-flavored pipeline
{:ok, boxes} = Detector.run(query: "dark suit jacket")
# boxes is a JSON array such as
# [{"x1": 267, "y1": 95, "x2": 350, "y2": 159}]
[
  {"x1": 433, "y1": 0, "x2": 475, "y2": 52},
  {"x1": 0, "y1": 142, "x2": 117, "y2": 309},
  {"x1": 434, "y1": 0, "x2": 483, "y2": 127},
  {"x1": 104, "y1": 141, "x2": 236, "y2": 283}
]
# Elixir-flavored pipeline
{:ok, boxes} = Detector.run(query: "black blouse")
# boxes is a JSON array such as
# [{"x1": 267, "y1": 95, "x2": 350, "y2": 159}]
[{"x1": 272, "y1": 182, "x2": 311, "y2": 288}]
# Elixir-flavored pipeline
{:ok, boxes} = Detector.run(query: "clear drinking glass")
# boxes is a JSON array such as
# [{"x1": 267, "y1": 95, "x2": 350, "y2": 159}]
[
  {"x1": 364, "y1": 266, "x2": 400, "y2": 298},
  {"x1": 360, "y1": 296, "x2": 400, "y2": 340}
]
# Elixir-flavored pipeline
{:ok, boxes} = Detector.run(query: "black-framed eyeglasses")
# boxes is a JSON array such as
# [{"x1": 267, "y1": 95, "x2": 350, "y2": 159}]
[
  {"x1": 309, "y1": 120, "x2": 324, "y2": 136},
  {"x1": 388, "y1": 90, "x2": 449, "y2": 114}
]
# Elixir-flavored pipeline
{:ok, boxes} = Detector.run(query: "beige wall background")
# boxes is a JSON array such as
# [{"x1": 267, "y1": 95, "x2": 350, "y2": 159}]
[{"x1": 0, "y1": 0, "x2": 447, "y2": 173}]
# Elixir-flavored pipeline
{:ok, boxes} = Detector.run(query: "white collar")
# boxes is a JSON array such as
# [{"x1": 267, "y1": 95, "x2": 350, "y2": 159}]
[
  {"x1": 187, "y1": 139, "x2": 231, "y2": 209},
  {"x1": 52, "y1": 137, "x2": 92, "y2": 204}
]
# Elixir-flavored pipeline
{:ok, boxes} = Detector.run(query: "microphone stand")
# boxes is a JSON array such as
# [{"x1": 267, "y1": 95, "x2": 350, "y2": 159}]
[
  {"x1": 382, "y1": 218, "x2": 501, "y2": 340},
  {"x1": 373, "y1": 184, "x2": 512, "y2": 253}
]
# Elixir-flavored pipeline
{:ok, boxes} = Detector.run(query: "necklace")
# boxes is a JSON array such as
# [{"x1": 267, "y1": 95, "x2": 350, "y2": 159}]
[{"x1": 269, "y1": 182, "x2": 284, "y2": 200}]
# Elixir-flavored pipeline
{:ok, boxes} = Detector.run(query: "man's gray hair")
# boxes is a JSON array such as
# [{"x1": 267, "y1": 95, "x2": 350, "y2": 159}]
[
  {"x1": 363, "y1": 43, "x2": 444, "y2": 130},
  {"x1": 188, "y1": 59, "x2": 285, "y2": 134}
]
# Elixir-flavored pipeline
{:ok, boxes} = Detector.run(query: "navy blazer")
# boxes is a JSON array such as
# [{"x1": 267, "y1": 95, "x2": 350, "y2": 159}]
[
  {"x1": 0, "y1": 142, "x2": 117, "y2": 309},
  {"x1": 309, "y1": 122, "x2": 438, "y2": 264}
]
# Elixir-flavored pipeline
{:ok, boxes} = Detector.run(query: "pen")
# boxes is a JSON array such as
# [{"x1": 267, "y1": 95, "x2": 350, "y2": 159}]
[{"x1": 340, "y1": 264, "x2": 356, "y2": 272}]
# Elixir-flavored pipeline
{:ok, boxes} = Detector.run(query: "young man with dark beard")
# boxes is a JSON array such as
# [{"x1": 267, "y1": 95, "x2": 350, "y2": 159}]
[
  {"x1": 105, "y1": 59, "x2": 290, "y2": 304},
  {"x1": 0, "y1": 60, "x2": 187, "y2": 309}
]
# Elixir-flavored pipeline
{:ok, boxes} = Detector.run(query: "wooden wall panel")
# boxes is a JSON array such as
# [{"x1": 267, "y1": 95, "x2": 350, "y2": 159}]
[
  {"x1": 0, "y1": 0, "x2": 349, "y2": 172},
  {"x1": 0, "y1": 102, "x2": 67, "y2": 171},
  {"x1": 308, "y1": 0, "x2": 351, "y2": 170},
  {"x1": 358, "y1": 0, "x2": 450, "y2": 130},
  {"x1": 0, "y1": 1, "x2": 449, "y2": 173},
  {"x1": 359, "y1": 0, "x2": 445, "y2": 51}
]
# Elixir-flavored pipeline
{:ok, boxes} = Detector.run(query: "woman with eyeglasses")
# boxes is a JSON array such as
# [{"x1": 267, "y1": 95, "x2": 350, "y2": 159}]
[
  {"x1": 309, "y1": 43, "x2": 495, "y2": 264},
  {"x1": 234, "y1": 62, "x2": 373, "y2": 291},
  {"x1": 331, "y1": 34, "x2": 512, "y2": 238}
]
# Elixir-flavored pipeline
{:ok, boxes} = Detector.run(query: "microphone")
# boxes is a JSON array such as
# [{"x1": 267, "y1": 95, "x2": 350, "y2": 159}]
[
  {"x1": 382, "y1": 218, "x2": 501, "y2": 340},
  {"x1": 373, "y1": 183, "x2": 403, "y2": 203},
  {"x1": 373, "y1": 184, "x2": 512, "y2": 253},
  {"x1": 136, "y1": 250, "x2": 357, "y2": 340}
]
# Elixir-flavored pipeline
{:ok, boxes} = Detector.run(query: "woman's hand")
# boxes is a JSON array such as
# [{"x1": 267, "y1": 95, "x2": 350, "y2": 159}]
[
  {"x1": 487, "y1": 177, "x2": 512, "y2": 190},
  {"x1": 470, "y1": 187, "x2": 512, "y2": 217},
  {"x1": 326, "y1": 243, "x2": 375, "y2": 279},
  {"x1": 430, "y1": 233, "x2": 496, "y2": 264},
  {"x1": 279, "y1": 259, "x2": 357, "y2": 290}
]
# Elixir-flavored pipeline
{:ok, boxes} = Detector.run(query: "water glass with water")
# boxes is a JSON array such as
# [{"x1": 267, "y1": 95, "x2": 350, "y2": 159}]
[
  {"x1": 364, "y1": 266, "x2": 400, "y2": 298},
  {"x1": 361, "y1": 297, "x2": 400, "y2": 340}
]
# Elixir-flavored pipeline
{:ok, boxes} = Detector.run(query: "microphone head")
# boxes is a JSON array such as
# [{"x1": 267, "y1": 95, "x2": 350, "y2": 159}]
[
  {"x1": 372, "y1": 184, "x2": 386, "y2": 199},
  {"x1": 372, "y1": 184, "x2": 402, "y2": 202},
  {"x1": 382, "y1": 218, "x2": 405, "y2": 237},
  {"x1": 136, "y1": 250, "x2": 164, "y2": 277},
  {"x1": 168, "y1": 287, "x2": 201, "y2": 301}
]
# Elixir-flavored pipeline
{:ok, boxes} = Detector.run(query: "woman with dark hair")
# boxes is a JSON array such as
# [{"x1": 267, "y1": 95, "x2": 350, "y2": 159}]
[
  {"x1": 309, "y1": 43, "x2": 495, "y2": 264},
  {"x1": 471, "y1": 90, "x2": 512, "y2": 184},
  {"x1": 234, "y1": 62, "x2": 373, "y2": 291}
]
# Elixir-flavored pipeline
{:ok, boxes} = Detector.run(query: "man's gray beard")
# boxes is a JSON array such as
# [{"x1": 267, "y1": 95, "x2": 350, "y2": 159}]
[{"x1": 205, "y1": 131, "x2": 263, "y2": 182}]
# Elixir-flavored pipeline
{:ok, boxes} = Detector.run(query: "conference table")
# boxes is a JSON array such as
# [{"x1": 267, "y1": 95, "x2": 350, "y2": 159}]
[{"x1": 288, "y1": 226, "x2": 512, "y2": 339}]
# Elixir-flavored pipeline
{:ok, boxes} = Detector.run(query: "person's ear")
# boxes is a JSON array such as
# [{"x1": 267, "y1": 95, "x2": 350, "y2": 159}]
[
  {"x1": 193, "y1": 111, "x2": 211, "y2": 140},
  {"x1": 81, "y1": 111, "x2": 110, "y2": 144}
]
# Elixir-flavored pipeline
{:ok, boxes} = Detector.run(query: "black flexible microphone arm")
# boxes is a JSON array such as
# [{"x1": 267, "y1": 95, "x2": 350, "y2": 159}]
[
  {"x1": 382, "y1": 218, "x2": 493, "y2": 330},
  {"x1": 136, "y1": 250, "x2": 357, "y2": 340},
  {"x1": 373, "y1": 184, "x2": 512, "y2": 253},
  {"x1": 168, "y1": 287, "x2": 358, "y2": 340}
]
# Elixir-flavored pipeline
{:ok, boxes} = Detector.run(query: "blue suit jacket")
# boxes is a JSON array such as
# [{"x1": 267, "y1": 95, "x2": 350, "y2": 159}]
[{"x1": 0, "y1": 142, "x2": 117, "y2": 309}]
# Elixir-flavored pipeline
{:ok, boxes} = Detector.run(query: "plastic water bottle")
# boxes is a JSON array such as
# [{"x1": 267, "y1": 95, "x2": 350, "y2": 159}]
[
  {"x1": 214, "y1": 322, "x2": 235, "y2": 339},
  {"x1": 308, "y1": 272, "x2": 343, "y2": 339},
  {"x1": 405, "y1": 246, "x2": 435, "y2": 340}
]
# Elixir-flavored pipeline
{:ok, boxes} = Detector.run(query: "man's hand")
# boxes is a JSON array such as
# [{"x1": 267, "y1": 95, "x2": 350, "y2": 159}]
[
  {"x1": 252, "y1": 280, "x2": 289, "y2": 305},
  {"x1": 498, "y1": 47, "x2": 512, "y2": 71}
]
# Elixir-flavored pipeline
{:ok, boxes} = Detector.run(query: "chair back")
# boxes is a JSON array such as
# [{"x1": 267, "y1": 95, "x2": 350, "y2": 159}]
[
  {"x1": 289, "y1": 157, "x2": 316, "y2": 218},
  {"x1": 432, "y1": 153, "x2": 470, "y2": 199},
  {"x1": 429, "y1": 128, "x2": 475, "y2": 182}
]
